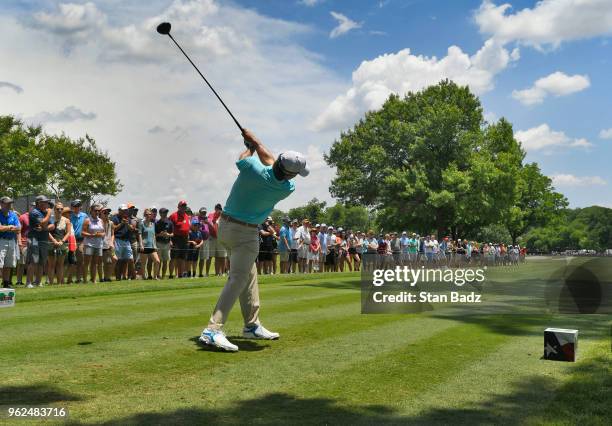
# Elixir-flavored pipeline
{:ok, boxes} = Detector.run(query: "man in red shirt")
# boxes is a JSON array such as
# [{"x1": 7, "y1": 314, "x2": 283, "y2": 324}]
[
  {"x1": 169, "y1": 200, "x2": 191, "y2": 278},
  {"x1": 206, "y1": 203, "x2": 227, "y2": 276}
]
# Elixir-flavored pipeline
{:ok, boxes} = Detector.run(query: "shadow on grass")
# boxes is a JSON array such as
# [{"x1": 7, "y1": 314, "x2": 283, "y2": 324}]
[
  {"x1": 0, "y1": 384, "x2": 83, "y2": 405},
  {"x1": 97, "y1": 351, "x2": 610, "y2": 425},
  {"x1": 188, "y1": 336, "x2": 270, "y2": 352},
  {"x1": 409, "y1": 352, "x2": 611, "y2": 425},
  {"x1": 431, "y1": 313, "x2": 611, "y2": 339},
  {"x1": 290, "y1": 279, "x2": 361, "y2": 291}
]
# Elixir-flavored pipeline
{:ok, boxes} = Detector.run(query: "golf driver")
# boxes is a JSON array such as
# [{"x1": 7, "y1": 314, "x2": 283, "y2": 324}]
[{"x1": 156, "y1": 22, "x2": 249, "y2": 146}]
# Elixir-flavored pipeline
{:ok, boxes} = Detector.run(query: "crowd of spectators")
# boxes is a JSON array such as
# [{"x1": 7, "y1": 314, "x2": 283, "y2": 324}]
[
  {"x1": 268, "y1": 219, "x2": 526, "y2": 275},
  {"x1": 0, "y1": 195, "x2": 526, "y2": 288}
]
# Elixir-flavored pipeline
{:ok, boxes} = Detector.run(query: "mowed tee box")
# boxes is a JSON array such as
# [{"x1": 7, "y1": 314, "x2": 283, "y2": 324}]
[
  {"x1": 0, "y1": 288, "x2": 15, "y2": 308},
  {"x1": 544, "y1": 328, "x2": 578, "y2": 362}
]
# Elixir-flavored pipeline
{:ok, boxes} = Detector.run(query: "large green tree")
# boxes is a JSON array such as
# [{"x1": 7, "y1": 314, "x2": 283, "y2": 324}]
[
  {"x1": 325, "y1": 80, "x2": 524, "y2": 238},
  {"x1": 0, "y1": 115, "x2": 122, "y2": 201},
  {"x1": 505, "y1": 163, "x2": 567, "y2": 245},
  {"x1": 288, "y1": 198, "x2": 327, "y2": 224},
  {"x1": 0, "y1": 117, "x2": 48, "y2": 197}
]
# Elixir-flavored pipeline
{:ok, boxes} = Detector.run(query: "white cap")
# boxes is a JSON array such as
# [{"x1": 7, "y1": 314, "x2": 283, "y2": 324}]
[
  {"x1": 278, "y1": 151, "x2": 309, "y2": 177},
  {"x1": 321, "y1": 223, "x2": 327, "y2": 227},
  {"x1": 118, "y1": 204, "x2": 129, "y2": 211}
]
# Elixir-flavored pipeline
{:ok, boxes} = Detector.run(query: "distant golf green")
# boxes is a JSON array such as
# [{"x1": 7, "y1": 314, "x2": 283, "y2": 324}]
[{"x1": 0, "y1": 262, "x2": 610, "y2": 425}]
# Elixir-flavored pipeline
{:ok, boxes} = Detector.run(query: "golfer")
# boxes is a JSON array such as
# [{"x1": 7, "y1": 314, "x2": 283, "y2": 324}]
[{"x1": 199, "y1": 129, "x2": 309, "y2": 351}]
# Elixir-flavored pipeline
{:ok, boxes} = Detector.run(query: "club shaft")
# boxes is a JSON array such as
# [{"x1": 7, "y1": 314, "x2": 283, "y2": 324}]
[{"x1": 168, "y1": 34, "x2": 243, "y2": 132}]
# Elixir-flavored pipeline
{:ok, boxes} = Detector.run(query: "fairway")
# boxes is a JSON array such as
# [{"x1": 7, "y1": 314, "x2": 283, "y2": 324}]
[{"x1": 1, "y1": 263, "x2": 610, "y2": 425}]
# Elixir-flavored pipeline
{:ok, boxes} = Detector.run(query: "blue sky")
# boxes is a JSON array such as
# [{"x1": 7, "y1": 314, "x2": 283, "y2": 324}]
[{"x1": 0, "y1": 0, "x2": 611, "y2": 209}]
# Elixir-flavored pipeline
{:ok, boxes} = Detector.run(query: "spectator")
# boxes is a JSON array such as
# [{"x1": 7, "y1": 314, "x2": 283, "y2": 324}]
[
  {"x1": 318, "y1": 224, "x2": 328, "y2": 273},
  {"x1": 271, "y1": 219, "x2": 279, "y2": 274},
  {"x1": 113, "y1": 205, "x2": 134, "y2": 280},
  {"x1": 364, "y1": 230, "x2": 378, "y2": 271},
  {"x1": 194, "y1": 208, "x2": 210, "y2": 278},
  {"x1": 258, "y1": 217, "x2": 275, "y2": 275},
  {"x1": 146, "y1": 207, "x2": 158, "y2": 278},
  {"x1": 186, "y1": 219, "x2": 204, "y2": 278},
  {"x1": 288, "y1": 219, "x2": 299, "y2": 273},
  {"x1": 295, "y1": 218, "x2": 311, "y2": 273},
  {"x1": 308, "y1": 227, "x2": 320, "y2": 273},
  {"x1": 169, "y1": 200, "x2": 191, "y2": 278},
  {"x1": 101, "y1": 207, "x2": 116, "y2": 282},
  {"x1": 325, "y1": 226, "x2": 337, "y2": 272},
  {"x1": 82, "y1": 204, "x2": 105, "y2": 284},
  {"x1": 127, "y1": 204, "x2": 141, "y2": 279},
  {"x1": 278, "y1": 217, "x2": 291, "y2": 273},
  {"x1": 347, "y1": 230, "x2": 361, "y2": 271},
  {"x1": 63, "y1": 207, "x2": 77, "y2": 269},
  {"x1": 16, "y1": 204, "x2": 30, "y2": 286},
  {"x1": 47, "y1": 201, "x2": 71, "y2": 285},
  {"x1": 390, "y1": 232, "x2": 401, "y2": 266},
  {"x1": 207, "y1": 203, "x2": 227, "y2": 276},
  {"x1": 68, "y1": 199, "x2": 87, "y2": 283},
  {"x1": 155, "y1": 207, "x2": 173, "y2": 279},
  {"x1": 139, "y1": 208, "x2": 160, "y2": 280},
  {"x1": 0, "y1": 196, "x2": 20, "y2": 288},
  {"x1": 27, "y1": 195, "x2": 54, "y2": 287},
  {"x1": 336, "y1": 228, "x2": 349, "y2": 272}
]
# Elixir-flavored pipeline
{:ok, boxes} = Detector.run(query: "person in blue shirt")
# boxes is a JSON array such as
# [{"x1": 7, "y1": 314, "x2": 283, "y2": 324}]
[
  {"x1": 199, "y1": 129, "x2": 309, "y2": 352},
  {"x1": 278, "y1": 217, "x2": 291, "y2": 273},
  {"x1": 0, "y1": 196, "x2": 21, "y2": 287},
  {"x1": 69, "y1": 199, "x2": 88, "y2": 283}
]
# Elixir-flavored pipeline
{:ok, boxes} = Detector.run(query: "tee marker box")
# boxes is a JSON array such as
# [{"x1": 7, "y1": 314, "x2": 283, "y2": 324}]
[
  {"x1": 544, "y1": 328, "x2": 578, "y2": 362},
  {"x1": 0, "y1": 288, "x2": 15, "y2": 308}
]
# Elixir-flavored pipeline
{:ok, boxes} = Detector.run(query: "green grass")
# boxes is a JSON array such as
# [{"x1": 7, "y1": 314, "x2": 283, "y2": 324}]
[{"x1": 0, "y1": 261, "x2": 610, "y2": 425}]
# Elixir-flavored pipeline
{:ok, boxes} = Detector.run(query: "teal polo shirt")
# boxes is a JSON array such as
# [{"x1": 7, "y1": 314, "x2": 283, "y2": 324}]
[{"x1": 224, "y1": 156, "x2": 295, "y2": 225}]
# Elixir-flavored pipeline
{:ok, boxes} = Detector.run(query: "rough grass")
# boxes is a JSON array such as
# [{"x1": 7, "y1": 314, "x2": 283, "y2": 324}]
[{"x1": 0, "y1": 263, "x2": 610, "y2": 425}]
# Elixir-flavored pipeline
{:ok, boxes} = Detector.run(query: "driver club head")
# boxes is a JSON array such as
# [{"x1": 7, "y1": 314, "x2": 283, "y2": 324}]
[{"x1": 156, "y1": 22, "x2": 171, "y2": 35}]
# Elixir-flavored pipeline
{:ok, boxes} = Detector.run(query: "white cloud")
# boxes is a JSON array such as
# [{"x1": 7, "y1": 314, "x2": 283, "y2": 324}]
[
  {"x1": 313, "y1": 38, "x2": 518, "y2": 131},
  {"x1": 329, "y1": 11, "x2": 362, "y2": 39},
  {"x1": 33, "y1": 1, "x2": 106, "y2": 44},
  {"x1": 0, "y1": 81, "x2": 23, "y2": 93},
  {"x1": 1, "y1": 1, "x2": 344, "y2": 211},
  {"x1": 475, "y1": 0, "x2": 612, "y2": 49},
  {"x1": 515, "y1": 124, "x2": 592, "y2": 152},
  {"x1": 27, "y1": 106, "x2": 96, "y2": 124},
  {"x1": 599, "y1": 128, "x2": 612, "y2": 139},
  {"x1": 551, "y1": 174, "x2": 607, "y2": 187},
  {"x1": 512, "y1": 71, "x2": 590, "y2": 105},
  {"x1": 298, "y1": 0, "x2": 324, "y2": 6}
]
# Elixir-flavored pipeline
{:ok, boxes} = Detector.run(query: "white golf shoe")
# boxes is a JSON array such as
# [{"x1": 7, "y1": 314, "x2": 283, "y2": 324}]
[
  {"x1": 242, "y1": 324, "x2": 280, "y2": 340},
  {"x1": 199, "y1": 328, "x2": 239, "y2": 352}
]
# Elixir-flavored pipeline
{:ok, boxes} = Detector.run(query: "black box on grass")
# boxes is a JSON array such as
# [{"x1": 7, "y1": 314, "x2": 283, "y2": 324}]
[{"x1": 544, "y1": 328, "x2": 578, "y2": 362}]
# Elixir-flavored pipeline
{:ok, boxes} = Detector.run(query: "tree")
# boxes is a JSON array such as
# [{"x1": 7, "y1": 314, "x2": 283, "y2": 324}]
[
  {"x1": 0, "y1": 117, "x2": 48, "y2": 197},
  {"x1": 523, "y1": 206, "x2": 612, "y2": 252},
  {"x1": 288, "y1": 198, "x2": 326, "y2": 224},
  {"x1": 343, "y1": 205, "x2": 369, "y2": 231},
  {"x1": 325, "y1": 81, "x2": 523, "y2": 238},
  {"x1": 0, "y1": 115, "x2": 122, "y2": 201},
  {"x1": 41, "y1": 134, "x2": 122, "y2": 201},
  {"x1": 505, "y1": 163, "x2": 567, "y2": 245},
  {"x1": 270, "y1": 209, "x2": 287, "y2": 225},
  {"x1": 324, "y1": 203, "x2": 345, "y2": 227}
]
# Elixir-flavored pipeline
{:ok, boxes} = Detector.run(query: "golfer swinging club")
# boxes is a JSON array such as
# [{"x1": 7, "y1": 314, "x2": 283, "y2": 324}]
[{"x1": 199, "y1": 129, "x2": 309, "y2": 351}]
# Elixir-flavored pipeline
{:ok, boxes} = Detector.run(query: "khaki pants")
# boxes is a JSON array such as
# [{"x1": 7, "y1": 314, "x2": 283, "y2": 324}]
[{"x1": 208, "y1": 217, "x2": 260, "y2": 330}]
